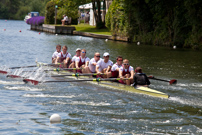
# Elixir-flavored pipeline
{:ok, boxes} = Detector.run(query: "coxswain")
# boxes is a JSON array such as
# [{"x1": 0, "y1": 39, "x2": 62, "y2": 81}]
[
  {"x1": 119, "y1": 59, "x2": 134, "y2": 85},
  {"x1": 96, "y1": 52, "x2": 113, "y2": 78},
  {"x1": 133, "y1": 67, "x2": 150, "y2": 87},
  {"x1": 85, "y1": 52, "x2": 101, "y2": 74},
  {"x1": 55, "y1": 45, "x2": 71, "y2": 68},
  {"x1": 75, "y1": 49, "x2": 90, "y2": 73},
  {"x1": 52, "y1": 44, "x2": 61, "y2": 63},
  {"x1": 107, "y1": 56, "x2": 123, "y2": 78},
  {"x1": 69, "y1": 48, "x2": 81, "y2": 72}
]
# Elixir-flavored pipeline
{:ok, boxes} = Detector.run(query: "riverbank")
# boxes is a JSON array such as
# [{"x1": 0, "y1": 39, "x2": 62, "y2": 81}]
[{"x1": 30, "y1": 24, "x2": 130, "y2": 42}]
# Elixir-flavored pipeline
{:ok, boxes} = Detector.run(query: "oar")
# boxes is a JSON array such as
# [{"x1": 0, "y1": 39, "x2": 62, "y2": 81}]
[
  {"x1": 148, "y1": 76, "x2": 177, "y2": 85},
  {"x1": 44, "y1": 68, "x2": 83, "y2": 72},
  {"x1": 0, "y1": 63, "x2": 60, "y2": 74},
  {"x1": 23, "y1": 78, "x2": 128, "y2": 85},
  {"x1": 49, "y1": 73, "x2": 105, "y2": 77}
]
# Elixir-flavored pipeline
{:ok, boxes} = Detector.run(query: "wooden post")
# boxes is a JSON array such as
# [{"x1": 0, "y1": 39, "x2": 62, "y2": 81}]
[{"x1": 55, "y1": 5, "x2": 58, "y2": 25}]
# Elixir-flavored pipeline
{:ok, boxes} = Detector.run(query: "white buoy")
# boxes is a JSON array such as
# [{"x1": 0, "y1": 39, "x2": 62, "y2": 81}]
[
  {"x1": 173, "y1": 46, "x2": 176, "y2": 49},
  {"x1": 137, "y1": 42, "x2": 140, "y2": 45},
  {"x1": 50, "y1": 114, "x2": 61, "y2": 124},
  {"x1": 55, "y1": 34, "x2": 58, "y2": 36},
  {"x1": 105, "y1": 39, "x2": 108, "y2": 42},
  {"x1": 80, "y1": 36, "x2": 82, "y2": 39}
]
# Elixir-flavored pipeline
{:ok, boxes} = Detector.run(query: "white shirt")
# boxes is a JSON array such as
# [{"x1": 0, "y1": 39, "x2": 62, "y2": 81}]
[
  {"x1": 72, "y1": 55, "x2": 79, "y2": 62},
  {"x1": 52, "y1": 51, "x2": 61, "y2": 59},
  {"x1": 89, "y1": 58, "x2": 102, "y2": 72},
  {"x1": 96, "y1": 59, "x2": 113, "y2": 72},
  {"x1": 111, "y1": 63, "x2": 122, "y2": 72},
  {"x1": 75, "y1": 56, "x2": 90, "y2": 63},
  {"x1": 57, "y1": 52, "x2": 71, "y2": 59},
  {"x1": 119, "y1": 65, "x2": 134, "y2": 72},
  {"x1": 64, "y1": 16, "x2": 68, "y2": 21}
]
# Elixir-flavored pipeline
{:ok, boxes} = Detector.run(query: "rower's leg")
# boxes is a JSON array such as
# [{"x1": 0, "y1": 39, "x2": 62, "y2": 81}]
[
  {"x1": 125, "y1": 74, "x2": 130, "y2": 85},
  {"x1": 84, "y1": 66, "x2": 91, "y2": 74},
  {"x1": 106, "y1": 72, "x2": 112, "y2": 78}
]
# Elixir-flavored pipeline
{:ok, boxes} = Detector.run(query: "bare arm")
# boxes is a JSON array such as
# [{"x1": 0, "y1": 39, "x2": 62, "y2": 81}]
[
  {"x1": 130, "y1": 70, "x2": 134, "y2": 79},
  {"x1": 75, "y1": 61, "x2": 79, "y2": 68},
  {"x1": 106, "y1": 66, "x2": 112, "y2": 72}
]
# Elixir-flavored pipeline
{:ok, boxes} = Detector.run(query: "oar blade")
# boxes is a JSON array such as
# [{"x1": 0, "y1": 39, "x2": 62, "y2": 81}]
[
  {"x1": 0, "y1": 70, "x2": 8, "y2": 74},
  {"x1": 7, "y1": 75, "x2": 22, "y2": 78},
  {"x1": 23, "y1": 79, "x2": 39, "y2": 85},
  {"x1": 169, "y1": 79, "x2": 177, "y2": 85}
]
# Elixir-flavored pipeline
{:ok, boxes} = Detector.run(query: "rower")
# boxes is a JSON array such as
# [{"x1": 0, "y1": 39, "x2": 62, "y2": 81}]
[
  {"x1": 69, "y1": 48, "x2": 81, "y2": 72},
  {"x1": 52, "y1": 44, "x2": 61, "y2": 63},
  {"x1": 75, "y1": 49, "x2": 90, "y2": 73},
  {"x1": 96, "y1": 52, "x2": 113, "y2": 78},
  {"x1": 55, "y1": 45, "x2": 71, "y2": 68},
  {"x1": 107, "y1": 56, "x2": 123, "y2": 78},
  {"x1": 85, "y1": 52, "x2": 101, "y2": 74},
  {"x1": 119, "y1": 59, "x2": 134, "y2": 85},
  {"x1": 133, "y1": 67, "x2": 150, "y2": 87}
]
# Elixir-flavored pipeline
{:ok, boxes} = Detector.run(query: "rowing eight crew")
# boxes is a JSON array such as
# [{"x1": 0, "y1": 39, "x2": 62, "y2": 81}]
[{"x1": 52, "y1": 44, "x2": 150, "y2": 87}]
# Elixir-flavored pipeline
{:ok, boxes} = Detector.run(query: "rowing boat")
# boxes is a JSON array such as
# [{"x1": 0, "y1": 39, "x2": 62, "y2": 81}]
[{"x1": 36, "y1": 62, "x2": 170, "y2": 98}]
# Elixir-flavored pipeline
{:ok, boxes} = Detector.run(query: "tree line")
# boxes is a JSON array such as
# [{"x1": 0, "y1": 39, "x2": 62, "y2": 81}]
[
  {"x1": 1, "y1": 0, "x2": 202, "y2": 49},
  {"x1": 106, "y1": 0, "x2": 202, "y2": 49},
  {"x1": 0, "y1": 0, "x2": 49, "y2": 20}
]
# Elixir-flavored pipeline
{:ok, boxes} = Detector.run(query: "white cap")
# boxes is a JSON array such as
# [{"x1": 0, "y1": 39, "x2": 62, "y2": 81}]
[
  {"x1": 76, "y1": 48, "x2": 81, "y2": 52},
  {"x1": 103, "y1": 52, "x2": 110, "y2": 57}
]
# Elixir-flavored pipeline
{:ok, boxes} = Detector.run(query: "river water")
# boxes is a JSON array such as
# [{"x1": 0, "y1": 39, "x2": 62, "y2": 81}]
[{"x1": 0, "y1": 20, "x2": 202, "y2": 134}]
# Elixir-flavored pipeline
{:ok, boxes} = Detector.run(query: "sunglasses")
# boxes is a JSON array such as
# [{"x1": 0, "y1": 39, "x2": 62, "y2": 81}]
[
  {"x1": 117, "y1": 59, "x2": 123, "y2": 61},
  {"x1": 123, "y1": 63, "x2": 129, "y2": 65},
  {"x1": 82, "y1": 51, "x2": 86, "y2": 53},
  {"x1": 95, "y1": 56, "x2": 100, "y2": 57}
]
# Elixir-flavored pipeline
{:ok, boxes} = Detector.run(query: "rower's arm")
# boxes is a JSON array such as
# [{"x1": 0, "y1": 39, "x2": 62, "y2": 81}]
[
  {"x1": 75, "y1": 61, "x2": 79, "y2": 68},
  {"x1": 106, "y1": 66, "x2": 112, "y2": 72},
  {"x1": 130, "y1": 70, "x2": 134, "y2": 79},
  {"x1": 119, "y1": 70, "x2": 123, "y2": 78},
  {"x1": 55, "y1": 56, "x2": 59, "y2": 64},
  {"x1": 85, "y1": 61, "x2": 89, "y2": 67},
  {"x1": 96, "y1": 66, "x2": 100, "y2": 73}
]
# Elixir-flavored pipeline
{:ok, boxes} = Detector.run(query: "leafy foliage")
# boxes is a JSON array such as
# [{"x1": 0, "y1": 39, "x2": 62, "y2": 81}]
[
  {"x1": 106, "y1": 0, "x2": 202, "y2": 49},
  {"x1": 0, "y1": 0, "x2": 49, "y2": 20}
]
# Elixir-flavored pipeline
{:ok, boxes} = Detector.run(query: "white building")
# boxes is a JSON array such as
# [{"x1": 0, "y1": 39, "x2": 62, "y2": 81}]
[{"x1": 78, "y1": 1, "x2": 112, "y2": 26}]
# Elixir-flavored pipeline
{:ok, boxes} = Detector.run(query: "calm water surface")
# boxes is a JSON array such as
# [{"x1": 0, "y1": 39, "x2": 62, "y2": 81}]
[{"x1": 0, "y1": 20, "x2": 202, "y2": 134}]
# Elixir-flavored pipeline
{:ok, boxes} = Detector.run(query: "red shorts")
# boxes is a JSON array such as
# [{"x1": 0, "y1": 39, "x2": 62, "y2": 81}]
[{"x1": 118, "y1": 80, "x2": 126, "y2": 84}]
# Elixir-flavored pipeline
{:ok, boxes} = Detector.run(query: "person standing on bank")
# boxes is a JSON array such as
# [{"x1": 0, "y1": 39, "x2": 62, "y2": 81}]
[{"x1": 133, "y1": 67, "x2": 150, "y2": 87}]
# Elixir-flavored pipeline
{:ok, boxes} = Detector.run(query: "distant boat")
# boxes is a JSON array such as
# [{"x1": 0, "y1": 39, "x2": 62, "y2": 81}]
[{"x1": 24, "y1": 12, "x2": 39, "y2": 22}]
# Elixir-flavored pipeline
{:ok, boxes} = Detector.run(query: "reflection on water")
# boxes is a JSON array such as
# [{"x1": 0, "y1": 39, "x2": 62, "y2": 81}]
[{"x1": 0, "y1": 20, "x2": 202, "y2": 134}]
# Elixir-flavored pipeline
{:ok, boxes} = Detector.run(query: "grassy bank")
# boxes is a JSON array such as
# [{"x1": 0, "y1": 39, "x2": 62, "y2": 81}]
[{"x1": 72, "y1": 23, "x2": 111, "y2": 35}]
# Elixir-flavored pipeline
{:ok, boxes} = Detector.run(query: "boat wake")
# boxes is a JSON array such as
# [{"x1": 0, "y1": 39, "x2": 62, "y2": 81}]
[
  {"x1": 48, "y1": 100, "x2": 111, "y2": 106},
  {"x1": 0, "y1": 80, "x2": 24, "y2": 85},
  {"x1": 23, "y1": 93, "x2": 77, "y2": 98},
  {"x1": 169, "y1": 97, "x2": 202, "y2": 107},
  {"x1": 4, "y1": 86, "x2": 44, "y2": 91}
]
